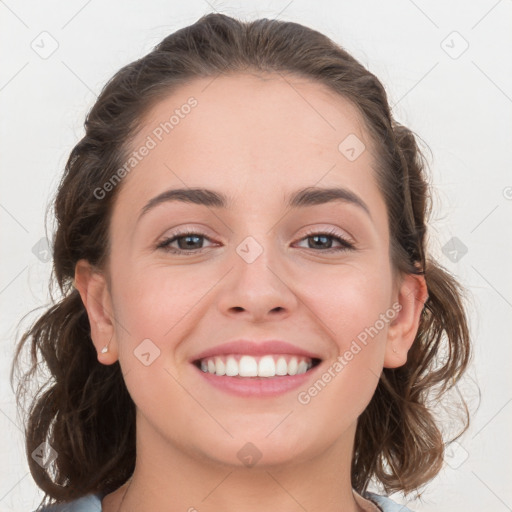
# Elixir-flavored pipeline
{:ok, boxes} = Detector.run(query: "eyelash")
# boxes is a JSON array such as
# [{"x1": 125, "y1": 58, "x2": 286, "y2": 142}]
[{"x1": 156, "y1": 227, "x2": 355, "y2": 255}]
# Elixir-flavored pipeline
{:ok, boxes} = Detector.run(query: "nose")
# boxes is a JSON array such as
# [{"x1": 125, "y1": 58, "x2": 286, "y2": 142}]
[{"x1": 216, "y1": 237, "x2": 298, "y2": 323}]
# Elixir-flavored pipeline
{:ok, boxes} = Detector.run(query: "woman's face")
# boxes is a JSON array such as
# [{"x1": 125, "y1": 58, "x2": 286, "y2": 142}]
[{"x1": 86, "y1": 72, "x2": 417, "y2": 469}]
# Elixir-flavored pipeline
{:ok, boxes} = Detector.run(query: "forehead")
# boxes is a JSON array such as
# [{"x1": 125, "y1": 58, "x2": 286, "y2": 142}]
[
  {"x1": 113, "y1": 72, "x2": 382, "y2": 219},
  {"x1": 136, "y1": 71, "x2": 370, "y2": 154}
]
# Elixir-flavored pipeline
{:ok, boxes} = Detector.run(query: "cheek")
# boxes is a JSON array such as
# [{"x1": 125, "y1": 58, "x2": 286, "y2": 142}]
[
  {"x1": 111, "y1": 261, "x2": 204, "y2": 341},
  {"x1": 293, "y1": 275, "x2": 391, "y2": 429},
  {"x1": 109, "y1": 264, "x2": 205, "y2": 423},
  {"x1": 307, "y1": 264, "x2": 392, "y2": 344},
  {"x1": 301, "y1": 265, "x2": 392, "y2": 405}
]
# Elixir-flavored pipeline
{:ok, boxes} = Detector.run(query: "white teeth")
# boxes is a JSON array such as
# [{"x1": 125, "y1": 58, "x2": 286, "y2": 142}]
[
  {"x1": 214, "y1": 356, "x2": 225, "y2": 376},
  {"x1": 225, "y1": 356, "x2": 238, "y2": 376},
  {"x1": 288, "y1": 358, "x2": 298, "y2": 376},
  {"x1": 198, "y1": 354, "x2": 315, "y2": 378},
  {"x1": 239, "y1": 355, "x2": 258, "y2": 377},
  {"x1": 258, "y1": 355, "x2": 275, "y2": 377},
  {"x1": 275, "y1": 357, "x2": 288, "y2": 375}
]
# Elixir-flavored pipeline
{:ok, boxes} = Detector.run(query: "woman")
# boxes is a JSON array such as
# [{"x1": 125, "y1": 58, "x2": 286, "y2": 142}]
[{"x1": 13, "y1": 12, "x2": 471, "y2": 512}]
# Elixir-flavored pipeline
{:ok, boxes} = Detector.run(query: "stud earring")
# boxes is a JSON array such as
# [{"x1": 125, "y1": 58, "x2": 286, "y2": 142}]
[
  {"x1": 392, "y1": 345, "x2": 398, "y2": 354},
  {"x1": 100, "y1": 334, "x2": 113, "y2": 355}
]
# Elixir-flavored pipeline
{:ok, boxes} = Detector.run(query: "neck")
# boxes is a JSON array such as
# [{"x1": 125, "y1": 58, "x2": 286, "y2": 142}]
[{"x1": 104, "y1": 415, "x2": 364, "y2": 512}]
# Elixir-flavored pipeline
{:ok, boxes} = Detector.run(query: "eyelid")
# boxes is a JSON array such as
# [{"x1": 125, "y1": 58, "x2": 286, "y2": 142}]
[
  {"x1": 156, "y1": 224, "x2": 218, "y2": 243},
  {"x1": 296, "y1": 224, "x2": 356, "y2": 246}
]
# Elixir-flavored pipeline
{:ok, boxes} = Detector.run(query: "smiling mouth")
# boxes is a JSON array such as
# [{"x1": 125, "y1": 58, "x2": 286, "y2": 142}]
[{"x1": 193, "y1": 354, "x2": 322, "y2": 378}]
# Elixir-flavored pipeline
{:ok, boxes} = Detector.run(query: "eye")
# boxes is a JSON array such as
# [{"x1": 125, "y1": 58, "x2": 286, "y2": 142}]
[
  {"x1": 156, "y1": 227, "x2": 355, "y2": 255},
  {"x1": 156, "y1": 230, "x2": 216, "y2": 255},
  {"x1": 295, "y1": 227, "x2": 355, "y2": 253}
]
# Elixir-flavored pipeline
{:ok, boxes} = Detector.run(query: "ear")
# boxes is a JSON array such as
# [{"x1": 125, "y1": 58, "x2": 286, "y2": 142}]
[
  {"x1": 74, "y1": 259, "x2": 118, "y2": 365},
  {"x1": 384, "y1": 272, "x2": 428, "y2": 368}
]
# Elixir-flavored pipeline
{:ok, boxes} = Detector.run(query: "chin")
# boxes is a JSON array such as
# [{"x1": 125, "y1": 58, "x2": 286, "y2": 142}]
[{"x1": 198, "y1": 430, "x2": 319, "y2": 470}]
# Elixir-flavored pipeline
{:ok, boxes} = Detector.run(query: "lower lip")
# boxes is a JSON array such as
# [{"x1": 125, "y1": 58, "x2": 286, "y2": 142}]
[{"x1": 193, "y1": 363, "x2": 322, "y2": 397}]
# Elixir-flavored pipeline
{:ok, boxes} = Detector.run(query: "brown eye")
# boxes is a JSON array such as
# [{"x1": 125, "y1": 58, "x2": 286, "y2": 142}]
[
  {"x1": 157, "y1": 231, "x2": 215, "y2": 254},
  {"x1": 296, "y1": 229, "x2": 355, "y2": 252}
]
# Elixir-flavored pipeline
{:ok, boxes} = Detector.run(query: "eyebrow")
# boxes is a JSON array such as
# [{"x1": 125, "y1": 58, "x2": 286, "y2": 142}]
[{"x1": 138, "y1": 185, "x2": 371, "y2": 221}]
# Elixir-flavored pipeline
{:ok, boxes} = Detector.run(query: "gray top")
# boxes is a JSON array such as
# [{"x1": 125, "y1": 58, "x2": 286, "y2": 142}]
[{"x1": 35, "y1": 490, "x2": 414, "y2": 511}]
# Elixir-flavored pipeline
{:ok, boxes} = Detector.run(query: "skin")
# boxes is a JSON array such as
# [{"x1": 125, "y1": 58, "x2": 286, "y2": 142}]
[{"x1": 75, "y1": 72, "x2": 427, "y2": 512}]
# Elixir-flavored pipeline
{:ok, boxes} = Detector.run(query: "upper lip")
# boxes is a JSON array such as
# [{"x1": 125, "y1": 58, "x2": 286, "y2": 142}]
[{"x1": 190, "y1": 340, "x2": 323, "y2": 362}]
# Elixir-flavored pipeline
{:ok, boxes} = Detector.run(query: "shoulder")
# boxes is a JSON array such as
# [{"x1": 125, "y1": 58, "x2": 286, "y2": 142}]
[
  {"x1": 363, "y1": 490, "x2": 416, "y2": 512},
  {"x1": 34, "y1": 493, "x2": 102, "y2": 512},
  {"x1": 33, "y1": 491, "x2": 413, "y2": 512}
]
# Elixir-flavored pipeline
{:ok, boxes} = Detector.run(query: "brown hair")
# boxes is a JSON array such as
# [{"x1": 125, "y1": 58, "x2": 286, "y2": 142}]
[{"x1": 12, "y1": 12, "x2": 471, "y2": 507}]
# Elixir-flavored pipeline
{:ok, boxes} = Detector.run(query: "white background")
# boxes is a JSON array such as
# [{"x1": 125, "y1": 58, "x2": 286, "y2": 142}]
[{"x1": 1, "y1": 1, "x2": 511, "y2": 510}]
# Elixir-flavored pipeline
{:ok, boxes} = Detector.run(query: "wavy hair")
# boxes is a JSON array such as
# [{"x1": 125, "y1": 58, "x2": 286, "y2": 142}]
[{"x1": 12, "y1": 12, "x2": 471, "y2": 507}]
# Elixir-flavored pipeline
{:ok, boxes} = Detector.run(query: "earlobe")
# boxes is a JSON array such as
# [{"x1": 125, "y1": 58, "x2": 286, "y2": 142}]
[
  {"x1": 384, "y1": 272, "x2": 428, "y2": 369},
  {"x1": 74, "y1": 259, "x2": 119, "y2": 365}
]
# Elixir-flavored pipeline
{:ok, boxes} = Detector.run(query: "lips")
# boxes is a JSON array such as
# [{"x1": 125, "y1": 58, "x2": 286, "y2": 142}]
[
  {"x1": 190, "y1": 340, "x2": 324, "y2": 397},
  {"x1": 190, "y1": 339, "x2": 323, "y2": 363}
]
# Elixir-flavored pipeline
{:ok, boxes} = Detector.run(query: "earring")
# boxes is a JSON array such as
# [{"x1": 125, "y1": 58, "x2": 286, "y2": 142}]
[
  {"x1": 392, "y1": 345, "x2": 398, "y2": 354},
  {"x1": 100, "y1": 334, "x2": 113, "y2": 355}
]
